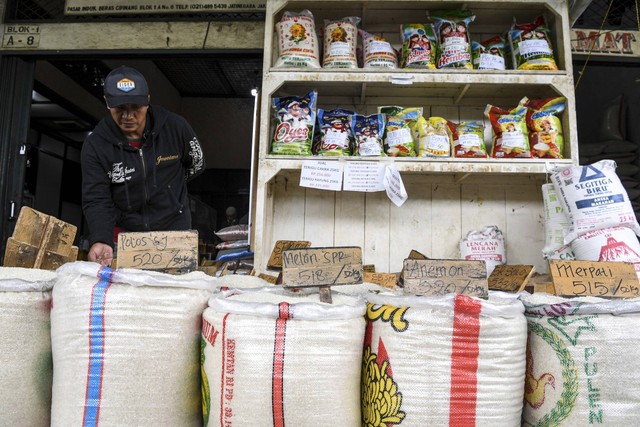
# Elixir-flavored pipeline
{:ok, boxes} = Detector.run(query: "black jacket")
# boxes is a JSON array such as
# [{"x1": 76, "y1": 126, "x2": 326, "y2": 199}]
[{"x1": 81, "y1": 105, "x2": 205, "y2": 247}]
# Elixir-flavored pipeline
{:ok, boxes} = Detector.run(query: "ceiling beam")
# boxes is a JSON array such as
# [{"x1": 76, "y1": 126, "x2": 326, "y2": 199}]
[{"x1": 0, "y1": 20, "x2": 264, "y2": 52}]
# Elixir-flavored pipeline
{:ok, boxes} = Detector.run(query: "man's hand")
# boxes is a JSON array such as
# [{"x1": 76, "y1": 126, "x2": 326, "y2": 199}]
[{"x1": 88, "y1": 242, "x2": 114, "y2": 266}]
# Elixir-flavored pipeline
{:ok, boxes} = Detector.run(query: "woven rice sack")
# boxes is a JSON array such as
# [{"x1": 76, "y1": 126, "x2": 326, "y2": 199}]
[
  {"x1": 214, "y1": 274, "x2": 271, "y2": 291},
  {"x1": 570, "y1": 226, "x2": 640, "y2": 278},
  {"x1": 550, "y1": 159, "x2": 640, "y2": 243},
  {"x1": 460, "y1": 225, "x2": 507, "y2": 276},
  {"x1": 363, "y1": 293, "x2": 527, "y2": 426},
  {"x1": 50, "y1": 261, "x2": 215, "y2": 427},
  {"x1": 0, "y1": 267, "x2": 56, "y2": 427},
  {"x1": 202, "y1": 287, "x2": 365, "y2": 427},
  {"x1": 521, "y1": 293, "x2": 640, "y2": 426}
]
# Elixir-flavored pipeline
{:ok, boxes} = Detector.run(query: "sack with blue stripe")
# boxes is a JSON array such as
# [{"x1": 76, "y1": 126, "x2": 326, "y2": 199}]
[{"x1": 50, "y1": 261, "x2": 216, "y2": 427}]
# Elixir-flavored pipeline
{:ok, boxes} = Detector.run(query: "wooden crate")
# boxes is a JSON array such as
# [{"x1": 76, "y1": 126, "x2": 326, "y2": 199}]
[{"x1": 3, "y1": 207, "x2": 78, "y2": 269}]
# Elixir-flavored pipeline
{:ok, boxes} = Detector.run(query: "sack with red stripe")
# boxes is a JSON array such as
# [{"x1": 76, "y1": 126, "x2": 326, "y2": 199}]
[
  {"x1": 0, "y1": 267, "x2": 56, "y2": 427},
  {"x1": 363, "y1": 293, "x2": 527, "y2": 426},
  {"x1": 201, "y1": 287, "x2": 366, "y2": 427},
  {"x1": 521, "y1": 293, "x2": 640, "y2": 426},
  {"x1": 50, "y1": 261, "x2": 215, "y2": 427}
]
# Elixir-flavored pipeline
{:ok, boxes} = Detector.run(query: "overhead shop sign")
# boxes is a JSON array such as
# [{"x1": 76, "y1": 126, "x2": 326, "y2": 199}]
[
  {"x1": 64, "y1": 0, "x2": 264, "y2": 14},
  {"x1": 571, "y1": 28, "x2": 639, "y2": 57}
]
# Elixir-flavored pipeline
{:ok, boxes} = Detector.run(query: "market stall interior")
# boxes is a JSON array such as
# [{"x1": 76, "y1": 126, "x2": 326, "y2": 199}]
[
  {"x1": 25, "y1": 56, "x2": 262, "y2": 257},
  {"x1": 1, "y1": 0, "x2": 638, "y2": 267}
]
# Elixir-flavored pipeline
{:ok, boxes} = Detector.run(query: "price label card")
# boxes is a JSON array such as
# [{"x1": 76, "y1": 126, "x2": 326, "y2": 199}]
[
  {"x1": 488, "y1": 265, "x2": 535, "y2": 292},
  {"x1": 549, "y1": 259, "x2": 640, "y2": 298},
  {"x1": 117, "y1": 230, "x2": 198, "y2": 271},
  {"x1": 364, "y1": 272, "x2": 398, "y2": 290},
  {"x1": 267, "y1": 240, "x2": 312, "y2": 270},
  {"x1": 282, "y1": 246, "x2": 363, "y2": 288},
  {"x1": 402, "y1": 259, "x2": 488, "y2": 298}
]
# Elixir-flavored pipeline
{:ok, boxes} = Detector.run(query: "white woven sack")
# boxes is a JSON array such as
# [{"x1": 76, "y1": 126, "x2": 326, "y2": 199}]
[
  {"x1": 542, "y1": 183, "x2": 572, "y2": 257},
  {"x1": 0, "y1": 267, "x2": 56, "y2": 427},
  {"x1": 521, "y1": 293, "x2": 640, "y2": 426},
  {"x1": 459, "y1": 225, "x2": 506, "y2": 275},
  {"x1": 550, "y1": 159, "x2": 640, "y2": 243},
  {"x1": 570, "y1": 226, "x2": 640, "y2": 277},
  {"x1": 202, "y1": 287, "x2": 365, "y2": 427},
  {"x1": 50, "y1": 261, "x2": 215, "y2": 427},
  {"x1": 363, "y1": 293, "x2": 527, "y2": 426},
  {"x1": 214, "y1": 274, "x2": 271, "y2": 291}
]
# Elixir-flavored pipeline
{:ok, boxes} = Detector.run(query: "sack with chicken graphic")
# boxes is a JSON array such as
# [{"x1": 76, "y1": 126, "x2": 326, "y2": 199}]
[
  {"x1": 50, "y1": 262, "x2": 214, "y2": 427},
  {"x1": 521, "y1": 293, "x2": 640, "y2": 426},
  {"x1": 201, "y1": 287, "x2": 365, "y2": 427},
  {"x1": 362, "y1": 293, "x2": 526, "y2": 426}
]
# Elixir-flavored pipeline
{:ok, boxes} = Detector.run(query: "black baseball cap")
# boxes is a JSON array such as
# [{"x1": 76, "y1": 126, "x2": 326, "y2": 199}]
[{"x1": 103, "y1": 66, "x2": 149, "y2": 108}]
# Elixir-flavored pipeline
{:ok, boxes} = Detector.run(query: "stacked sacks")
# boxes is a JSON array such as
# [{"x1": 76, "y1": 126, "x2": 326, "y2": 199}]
[
  {"x1": 50, "y1": 261, "x2": 215, "y2": 426},
  {"x1": 0, "y1": 267, "x2": 56, "y2": 427},
  {"x1": 578, "y1": 95, "x2": 640, "y2": 219},
  {"x1": 541, "y1": 183, "x2": 575, "y2": 260},
  {"x1": 521, "y1": 293, "x2": 640, "y2": 425},
  {"x1": 550, "y1": 159, "x2": 640, "y2": 275},
  {"x1": 362, "y1": 293, "x2": 527, "y2": 426},
  {"x1": 201, "y1": 287, "x2": 365, "y2": 427},
  {"x1": 214, "y1": 224, "x2": 253, "y2": 273}
]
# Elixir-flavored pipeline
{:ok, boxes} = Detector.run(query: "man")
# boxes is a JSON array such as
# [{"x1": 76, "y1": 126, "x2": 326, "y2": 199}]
[{"x1": 81, "y1": 65, "x2": 205, "y2": 266}]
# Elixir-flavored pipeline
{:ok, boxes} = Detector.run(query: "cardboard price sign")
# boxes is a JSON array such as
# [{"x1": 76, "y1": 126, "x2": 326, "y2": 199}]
[
  {"x1": 282, "y1": 247, "x2": 363, "y2": 288},
  {"x1": 403, "y1": 259, "x2": 488, "y2": 298},
  {"x1": 364, "y1": 272, "x2": 398, "y2": 290},
  {"x1": 549, "y1": 260, "x2": 640, "y2": 298},
  {"x1": 267, "y1": 240, "x2": 312, "y2": 270},
  {"x1": 488, "y1": 265, "x2": 535, "y2": 292},
  {"x1": 117, "y1": 230, "x2": 198, "y2": 271}
]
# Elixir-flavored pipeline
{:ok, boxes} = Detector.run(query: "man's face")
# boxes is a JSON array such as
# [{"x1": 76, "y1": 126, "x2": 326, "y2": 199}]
[{"x1": 108, "y1": 103, "x2": 148, "y2": 137}]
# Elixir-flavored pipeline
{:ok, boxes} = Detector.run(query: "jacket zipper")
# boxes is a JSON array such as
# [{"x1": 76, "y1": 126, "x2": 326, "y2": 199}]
[{"x1": 139, "y1": 148, "x2": 150, "y2": 230}]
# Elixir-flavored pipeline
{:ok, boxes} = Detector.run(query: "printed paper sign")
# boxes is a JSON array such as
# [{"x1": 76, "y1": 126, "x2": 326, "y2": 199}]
[
  {"x1": 299, "y1": 160, "x2": 343, "y2": 191},
  {"x1": 343, "y1": 161, "x2": 385, "y2": 192},
  {"x1": 383, "y1": 164, "x2": 408, "y2": 207},
  {"x1": 65, "y1": 0, "x2": 264, "y2": 15}
]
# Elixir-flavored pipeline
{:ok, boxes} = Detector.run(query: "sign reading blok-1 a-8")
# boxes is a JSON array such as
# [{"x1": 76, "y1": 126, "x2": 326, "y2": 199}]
[
  {"x1": 64, "y1": 0, "x2": 264, "y2": 14},
  {"x1": 2, "y1": 25, "x2": 40, "y2": 49}
]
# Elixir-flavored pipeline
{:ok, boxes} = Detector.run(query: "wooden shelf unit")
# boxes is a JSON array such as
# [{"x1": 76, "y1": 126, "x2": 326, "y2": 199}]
[{"x1": 252, "y1": 0, "x2": 579, "y2": 275}]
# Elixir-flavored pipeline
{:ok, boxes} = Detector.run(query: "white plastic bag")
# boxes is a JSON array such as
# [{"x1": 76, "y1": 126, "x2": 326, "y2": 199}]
[
  {"x1": 274, "y1": 10, "x2": 321, "y2": 69},
  {"x1": 460, "y1": 225, "x2": 506, "y2": 275}
]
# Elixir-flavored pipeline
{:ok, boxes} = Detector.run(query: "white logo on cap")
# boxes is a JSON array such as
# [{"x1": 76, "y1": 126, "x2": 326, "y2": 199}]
[{"x1": 116, "y1": 78, "x2": 136, "y2": 93}]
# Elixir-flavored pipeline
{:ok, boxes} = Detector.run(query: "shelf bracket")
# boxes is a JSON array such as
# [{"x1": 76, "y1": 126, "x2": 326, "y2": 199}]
[
  {"x1": 454, "y1": 83, "x2": 471, "y2": 105},
  {"x1": 454, "y1": 172, "x2": 471, "y2": 184}
]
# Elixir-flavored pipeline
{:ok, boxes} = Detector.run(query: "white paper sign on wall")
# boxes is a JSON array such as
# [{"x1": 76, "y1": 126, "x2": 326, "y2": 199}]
[
  {"x1": 299, "y1": 160, "x2": 343, "y2": 191},
  {"x1": 383, "y1": 164, "x2": 408, "y2": 207},
  {"x1": 343, "y1": 161, "x2": 385, "y2": 192}
]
